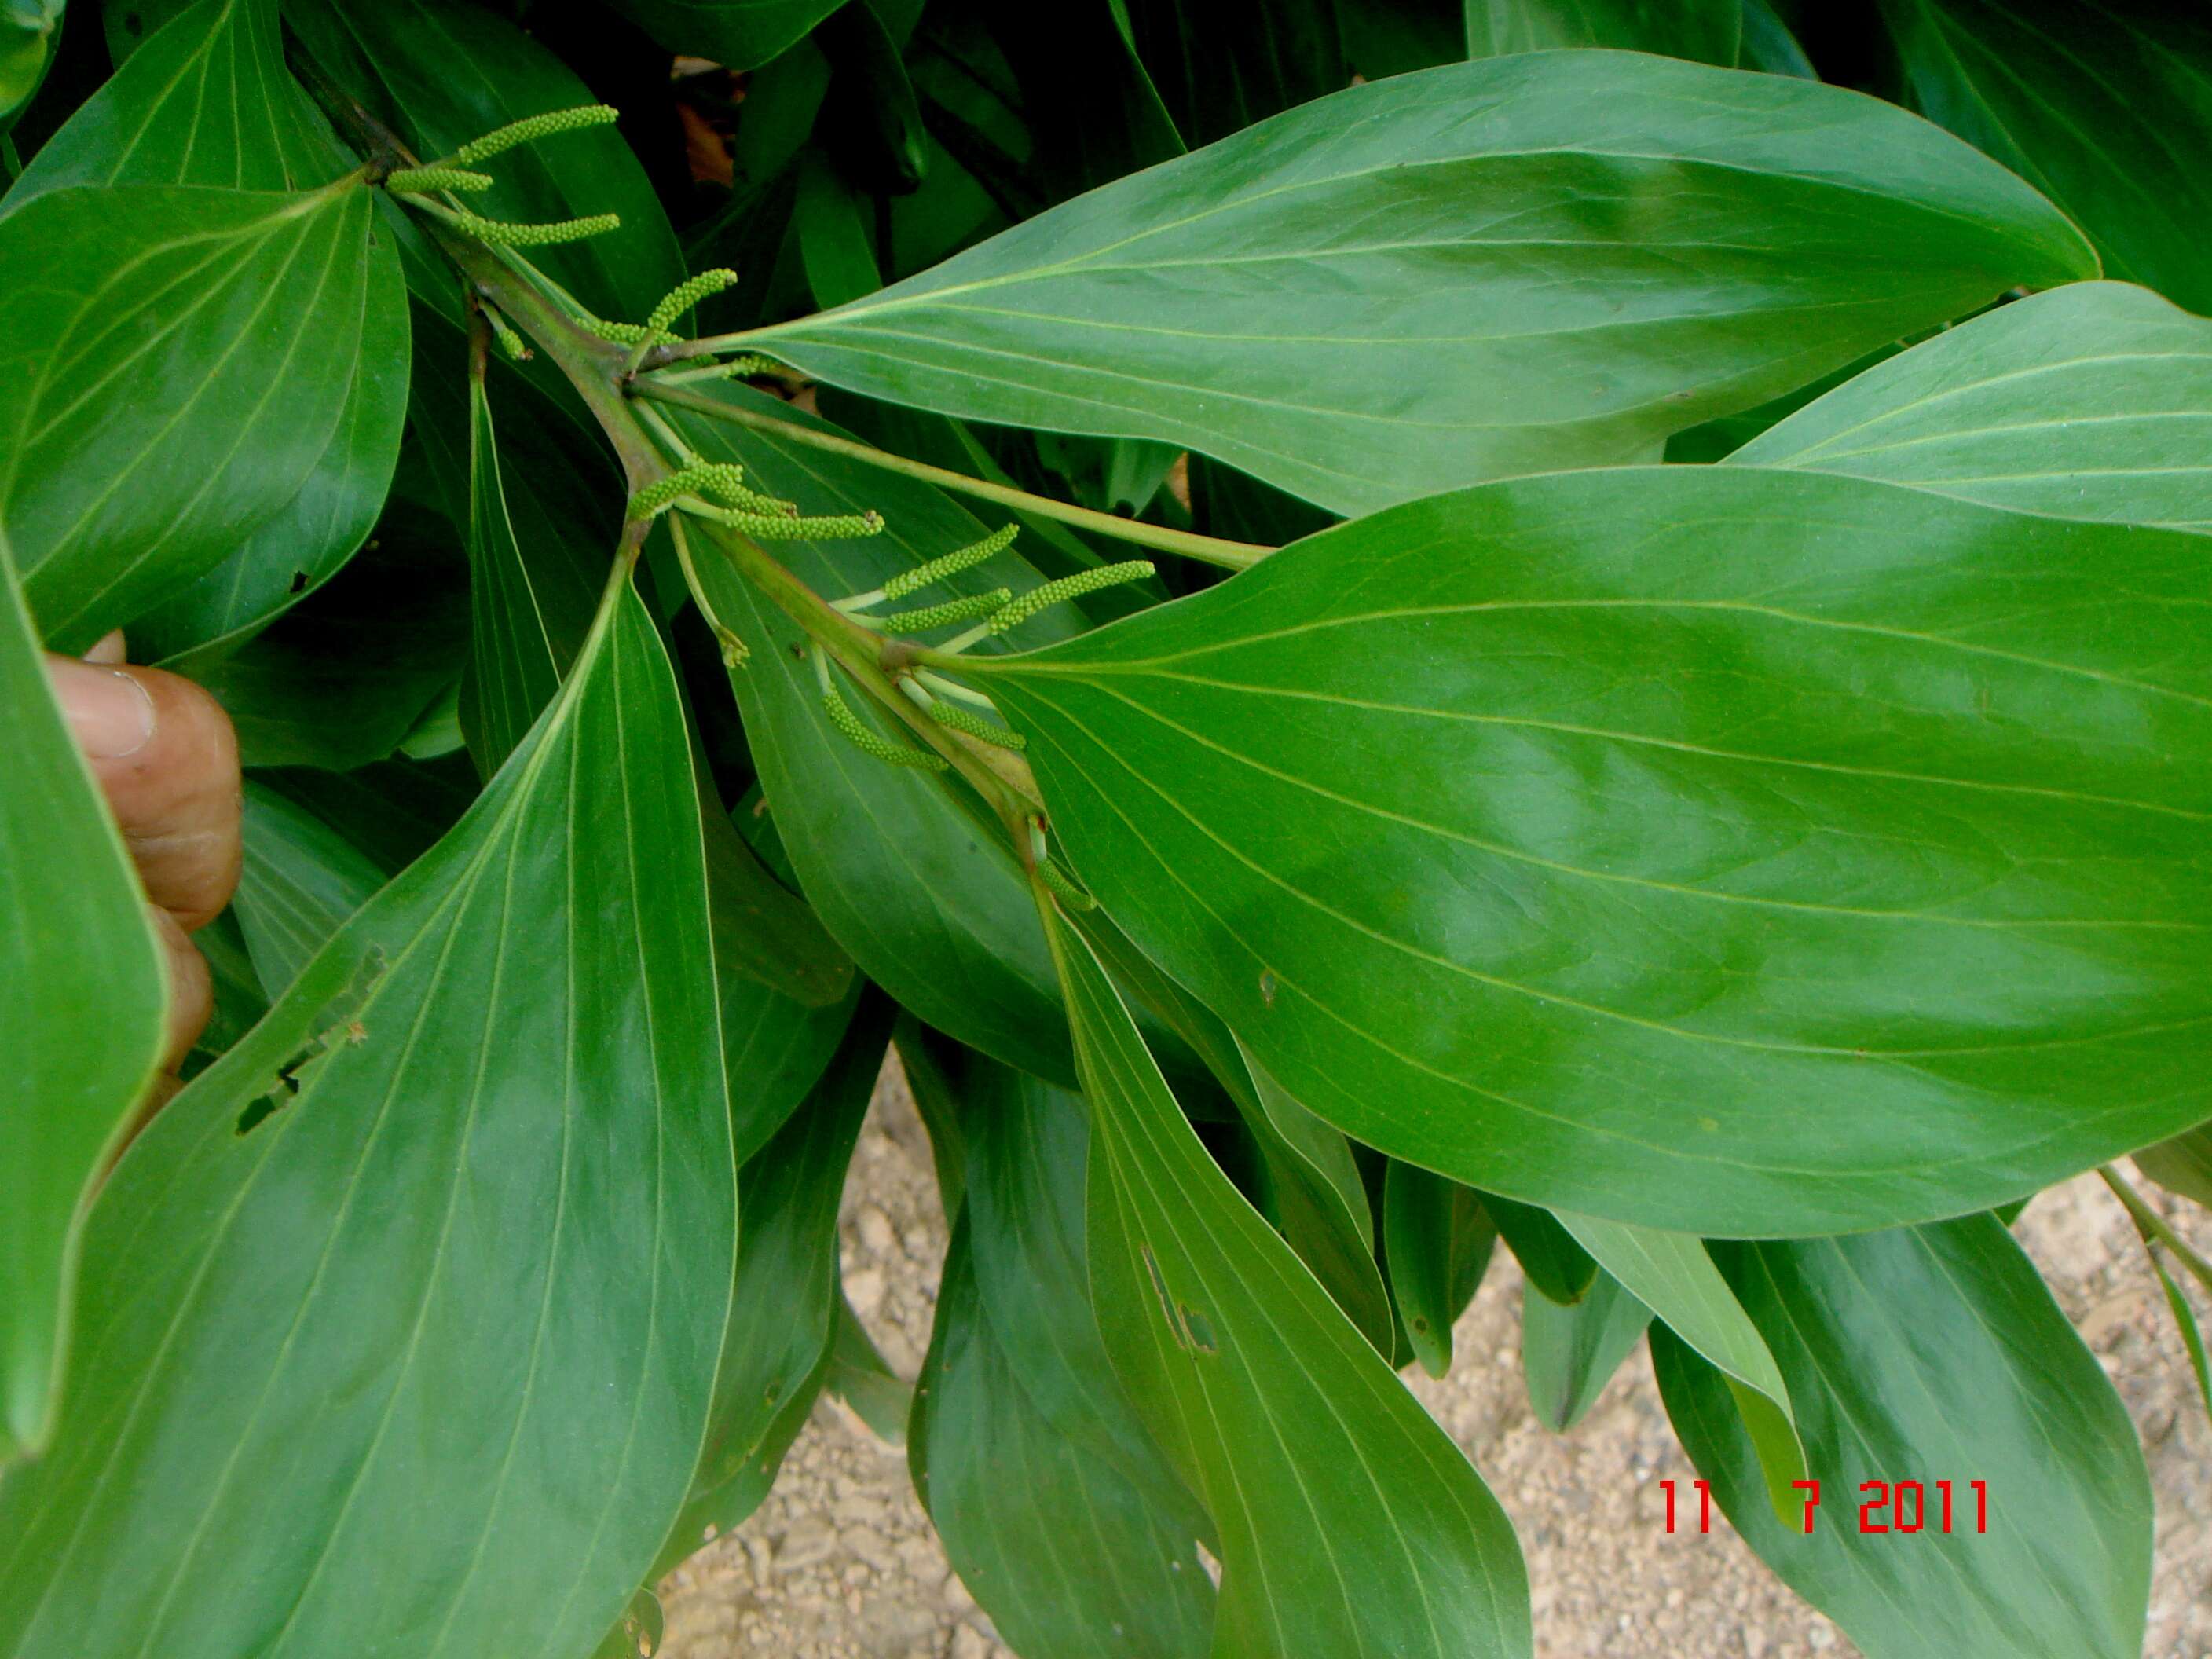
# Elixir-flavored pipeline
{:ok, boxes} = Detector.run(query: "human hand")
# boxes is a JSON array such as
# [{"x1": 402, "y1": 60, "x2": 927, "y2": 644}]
[{"x1": 45, "y1": 632, "x2": 242, "y2": 1092}]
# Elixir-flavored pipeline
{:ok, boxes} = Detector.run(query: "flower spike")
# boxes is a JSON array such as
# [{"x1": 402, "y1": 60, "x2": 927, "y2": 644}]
[
  {"x1": 815, "y1": 649, "x2": 947, "y2": 771},
  {"x1": 452, "y1": 104, "x2": 620, "y2": 165},
  {"x1": 927, "y1": 697, "x2": 1027, "y2": 751},
  {"x1": 446, "y1": 208, "x2": 621, "y2": 247},
  {"x1": 881, "y1": 524, "x2": 1019, "y2": 602},
  {"x1": 383, "y1": 166, "x2": 494, "y2": 194},
  {"x1": 642, "y1": 269, "x2": 738, "y2": 340},
  {"x1": 873, "y1": 588, "x2": 1011, "y2": 634},
  {"x1": 989, "y1": 561, "x2": 1155, "y2": 635}
]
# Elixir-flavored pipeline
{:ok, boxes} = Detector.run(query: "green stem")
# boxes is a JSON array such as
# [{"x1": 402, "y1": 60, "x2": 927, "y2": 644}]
[
  {"x1": 2101, "y1": 1165, "x2": 2212, "y2": 1291},
  {"x1": 632, "y1": 378, "x2": 1272, "y2": 573}
]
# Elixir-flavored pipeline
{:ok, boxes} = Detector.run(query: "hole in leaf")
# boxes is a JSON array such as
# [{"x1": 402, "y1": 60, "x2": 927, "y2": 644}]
[
  {"x1": 234, "y1": 947, "x2": 386, "y2": 1136},
  {"x1": 287, "y1": 569, "x2": 310, "y2": 594}
]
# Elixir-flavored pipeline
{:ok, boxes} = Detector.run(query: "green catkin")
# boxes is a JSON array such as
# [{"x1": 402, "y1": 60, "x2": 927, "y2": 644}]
[
  {"x1": 881, "y1": 523, "x2": 1020, "y2": 602},
  {"x1": 1038, "y1": 858, "x2": 1097, "y2": 910},
  {"x1": 876, "y1": 588, "x2": 1012, "y2": 633},
  {"x1": 716, "y1": 507, "x2": 881, "y2": 541},
  {"x1": 820, "y1": 679, "x2": 947, "y2": 771},
  {"x1": 628, "y1": 464, "x2": 796, "y2": 522},
  {"x1": 452, "y1": 104, "x2": 619, "y2": 165},
  {"x1": 690, "y1": 462, "x2": 795, "y2": 515},
  {"x1": 626, "y1": 465, "x2": 730, "y2": 519},
  {"x1": 488, "y1": 312, "x2": 530, "y2": 361},
  {"x1": 580, "y1": 317, "x2": 671, "y2": 346},
  {"x1": 449, "y1": 208, "x2": 621, "y2": 247},
  {"x1": 926, "y1": 697, "x2": 1027, "y2": 751},
  {"x1": 988, "y1": 561, "x2": 1156, "y2": 635},
  {"x1": 642, "y1": 269, "x2": 738, "y2": 339},
  {"x1": 705, "y1": 354, "x2": 783, "y2": 380},
  {"x1": 383, "y1": 165, "x2": 494, "y2": 194}
]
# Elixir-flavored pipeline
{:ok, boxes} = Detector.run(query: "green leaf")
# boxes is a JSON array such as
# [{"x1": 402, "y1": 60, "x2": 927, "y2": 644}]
[
  {"x1": 233, "y1": 779, "x2": 390, "y2": 994},
  {"x1": 1381, "y1": 1162, "x2": 1496, "y2": 1378},
  {"x1": 187, "y1": 501, "x2": 469, "y2": 771},
  {"x1": 1464, "y1": 0, "x2": 1741, "y2": 63},
  {"x1": 457, "y1": 368, "x2": 601, "y2": 776},
  {"x1": 1520, "y1": 1268, "x2": 1647, "y2": 1433},
  {"x1": 1654, "y1": 1216, "x2": 2152, "y2": 1659},
  {"x1": 793, "y1": 151, "x2": 883, "y2": 312},
  {"x1": 1117, "y1": 0, "x2": 1342, "y2": 148},
  {"x1": 1, "y1": 180, "x2": 388, "y2": 651},
  {"x1": 19, "y1": 0, "x2": 416, "y2": 663},
  {"x1": 667, "y1": 383, "x2": 1083, "y2": 1082},
  {"x1": 2148, "y1": 1251, "x2": 2212, "y2": 1423},
  {"x1": 1733, "y1": 281, "x2": 2212, "y2": 531},
  {"x1": 600, "y1": 0, "x2": 844, "y2": 74},
  {"x1": 0, "y1": 576, "x2": 736, "y2": 1657},
  {"x1": 823, "y1": 1297, "x2": 911, "y2": 1445},
  {"x1": 910, "y1": 1059, "x2": 1213, "y2": 1659},
  {"x1": 1738, "y1": 0, "x2": 1815, "y2": 77},
  {"x1": 1877, "y1": 0, "x2": 2212, "y2": 313},
  {"x1": 1073, "y1": 906, "x2": 1395, "y2": 1348},
  {"x1": 1235, "y1": 1038, "x2": 1395, "y2": 1355},
  {"x1": 0, "y1": 533, "x2": 167, "y2": 1464},
  {"x1": 2133, "y1": 1124, "x2": 2212, "y2": 1211},
  {"x1": 654, "y1": 994, "x2": 886, "y2": 1580},
  {"x1": 286, "y1": 0, "x2": 683, "y2": 322},
  {"x1": 0, "y1": 0, "x2": 61, "y2": 123},
  {"x1": 1484, "y1": 1195, "x2": 1596, "y2": 1308},
  {"x1": 1044, "y1": 903, "x2": 1533, "y2": 1658},
  {"x1": 985, "y1": 464, "x2": 2212, "y2": 1235},
  {"x1": 744, "y1": 52, "x2": 2094, "y2": 515},
  {"x1": 5, "y1": 0, "x2": 346, "y2": 206},
  {"x1": 1555, "y1": 1213, "x2": 1806, "y2": 1527}
]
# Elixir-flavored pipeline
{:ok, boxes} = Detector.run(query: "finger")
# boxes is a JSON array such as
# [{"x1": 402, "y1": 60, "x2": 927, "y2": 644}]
[
  {"x1": 46, "y1": 655, "x2": 243, "y2": 931},
  {"x1": 83, "y1": 629, "x2": 127, "y2": 665},
  {"x1": 152, "y1": 903, "x2": 214, "y2": 1072}
]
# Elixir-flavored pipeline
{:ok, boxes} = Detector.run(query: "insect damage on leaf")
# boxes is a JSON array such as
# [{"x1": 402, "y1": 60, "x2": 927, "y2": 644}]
[{"x1": 234, "y1": 947, "x2": 387, "y2": 1137}]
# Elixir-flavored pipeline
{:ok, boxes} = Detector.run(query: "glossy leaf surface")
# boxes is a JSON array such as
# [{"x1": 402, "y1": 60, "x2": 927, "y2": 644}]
[
  {"x1": 989, "y1": 465, "x2": 2212, "y2": 1234},
  {"x1": 1047, "y1": 906, "x2": 1533, "y2": 1659},
  {"x1": 1654, "y1": 1217, "x2": 2152, "y2": 1659},
  {"x1": 2, "y1": 181, "x2": 383, "y2": 650},
  {"x1": 1879, "y1": 0, "x2": 2212, "y2": 313},
  {"x1": 749, "y1": 52, "x2": 2093, "y2": 514},
  {"x1": 0, "y1": 579, "x2": 735, "y2": 1659},
  {"x1": 911, "y1": 1061, "x2": 1212, "y2": 1659},
  {"x1": 0, "y1": 540, "x2": 167, "y2": 1463},
  {"x1": 1734, "y1": 281, "x2": 2212, "y2": 531}
]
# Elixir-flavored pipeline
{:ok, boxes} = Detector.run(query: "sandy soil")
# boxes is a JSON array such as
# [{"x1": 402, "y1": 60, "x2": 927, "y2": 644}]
[{"x1": 657, "y1": 1055, "x2": 2212, "y2": 1659}]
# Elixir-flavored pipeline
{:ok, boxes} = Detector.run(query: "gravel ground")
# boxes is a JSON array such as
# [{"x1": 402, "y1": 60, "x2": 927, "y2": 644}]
[{"x1": 657, "y1": 1054, "x2": 2212, "y2": 1659}]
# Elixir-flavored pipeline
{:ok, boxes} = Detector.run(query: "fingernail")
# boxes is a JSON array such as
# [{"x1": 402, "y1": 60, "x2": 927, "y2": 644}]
[{"x1": 47, "y1": 657, "x2": 156, "y2": 759}]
